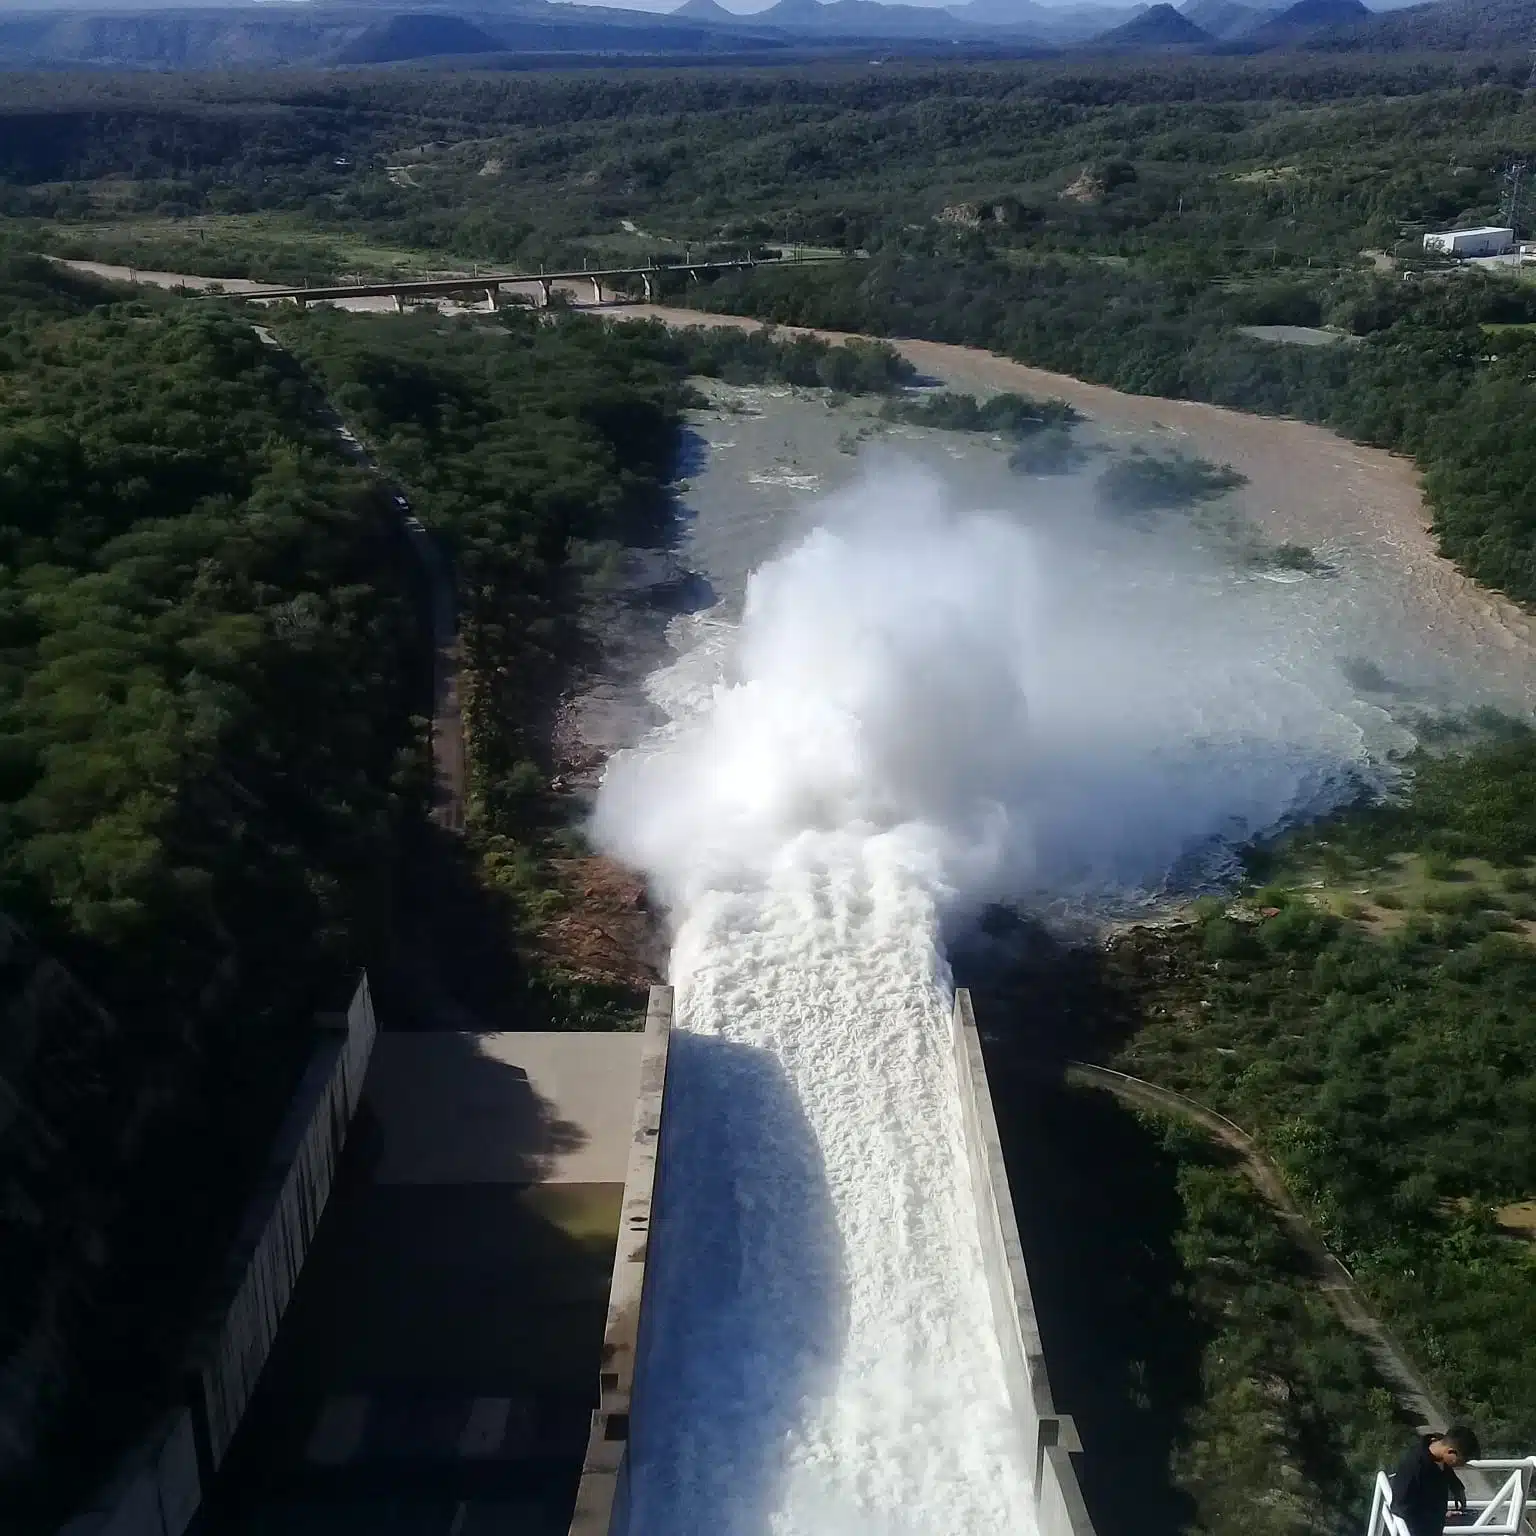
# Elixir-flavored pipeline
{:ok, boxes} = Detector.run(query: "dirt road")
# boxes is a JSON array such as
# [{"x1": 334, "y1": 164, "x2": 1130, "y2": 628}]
[{"x1": 1065, "y1": 1060, "x2": 1451, "y2": 1433}]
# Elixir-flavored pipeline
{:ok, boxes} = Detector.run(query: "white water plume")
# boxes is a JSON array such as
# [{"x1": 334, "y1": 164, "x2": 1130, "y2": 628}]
[{"x1": 593, "y1": 463, "x2": 1382, "y2": 1536}]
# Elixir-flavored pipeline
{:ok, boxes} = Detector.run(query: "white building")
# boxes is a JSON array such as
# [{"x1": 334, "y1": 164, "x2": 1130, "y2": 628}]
[{"x1": 1423, "y1": 226, "x2": 1516, "y2": 257}]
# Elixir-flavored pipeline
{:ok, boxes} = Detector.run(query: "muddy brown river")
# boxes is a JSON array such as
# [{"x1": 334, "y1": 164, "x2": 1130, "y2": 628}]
[{"x1": 626, "y1": 303, "x2": 1536, "y2": 711}]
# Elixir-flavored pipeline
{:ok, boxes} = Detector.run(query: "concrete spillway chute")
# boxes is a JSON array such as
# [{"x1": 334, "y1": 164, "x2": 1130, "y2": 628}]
[{"x1": 568, "y1": 987, "x2": 1096, "y2": 1536}]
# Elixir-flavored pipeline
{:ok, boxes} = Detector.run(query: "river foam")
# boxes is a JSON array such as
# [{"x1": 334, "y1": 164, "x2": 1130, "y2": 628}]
[{"x1": 593, "y1": 463, "x2": 1384, "y2": 1534}]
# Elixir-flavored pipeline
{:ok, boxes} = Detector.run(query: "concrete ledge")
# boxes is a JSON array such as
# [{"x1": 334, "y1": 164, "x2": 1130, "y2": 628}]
[
  {"x1": 952, "y1": 989, "x2": 1094, "y2": 1536},
  {"x1": 569, "y1": 986, "x2": 674, "y2": 1536},
  {"x1": 1040, "y1": 1441, "x2": 1096, "y2": 1536}
]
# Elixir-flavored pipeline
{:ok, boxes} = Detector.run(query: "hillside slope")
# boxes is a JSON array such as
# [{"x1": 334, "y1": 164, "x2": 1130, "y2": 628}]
[
  {"x1": 1091, "y1": 1, "x2": 1214, "y2": 45},
  {"x1": 336, "y1": 11, "x2": 503, "y2": 60}
]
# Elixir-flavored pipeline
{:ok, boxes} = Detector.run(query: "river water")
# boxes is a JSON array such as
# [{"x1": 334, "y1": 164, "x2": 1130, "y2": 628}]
[
  {"x1": 581, "y1": 366, "x2": 1536, "y2": 904},
  {"x1": 582, "y1": 340, "x2": 1536, "y2": 1536}
]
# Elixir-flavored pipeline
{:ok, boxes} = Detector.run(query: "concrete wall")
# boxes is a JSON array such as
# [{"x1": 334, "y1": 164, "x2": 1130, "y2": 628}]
[
  {"x1": 952, "y1": 989, "x2": 1095, "y2": 1536},
  {"x1": 569, "y1": 986, "x2": 674, "y2": 1536},
  {"x1": 187, "y1": 973, "x2": 378, "y2": 1470},
  {"x1": 59, "y1": 974, "x2": 378, "y2": 1536}
]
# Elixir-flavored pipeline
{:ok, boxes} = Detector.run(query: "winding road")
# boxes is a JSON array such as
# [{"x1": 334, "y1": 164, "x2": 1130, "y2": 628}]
[{"x1": 1064, "y1": 1060, "x2": 1451, "y2": 1433}]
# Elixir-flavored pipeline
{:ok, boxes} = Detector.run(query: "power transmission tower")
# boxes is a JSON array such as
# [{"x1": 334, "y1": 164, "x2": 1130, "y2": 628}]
[{"x1": 1501, "y1": 160, "x2": 1528, "y2": 238}]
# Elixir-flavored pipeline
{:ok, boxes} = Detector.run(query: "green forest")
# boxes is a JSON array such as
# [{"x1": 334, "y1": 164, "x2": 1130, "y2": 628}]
[
  {"x1": 0, "y1": 249, "x2": 422, "y2": 1519},
  {"x1": 6, "y1": 56, "x2": 1536, "y2": 603},
  {"x1": 1106, "y1": 728, "x2": 1536, "y2": 1446},
  {"x1": 983, "y1": 722, "x2": 1536, "y2": 1533}
]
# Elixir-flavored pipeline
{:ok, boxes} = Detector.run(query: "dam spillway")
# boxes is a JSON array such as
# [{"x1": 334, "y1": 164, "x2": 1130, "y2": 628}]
[
  {"x1": 571, "y1": 478, "x2": 1102, "y2": 1535},
  {"x1": 570, "y1": 985, "x2": 1093, "y2": 1536}
]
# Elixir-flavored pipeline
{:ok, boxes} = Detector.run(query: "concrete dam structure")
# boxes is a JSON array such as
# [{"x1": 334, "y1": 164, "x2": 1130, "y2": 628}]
[{"x1": 570, "y1": 986, "x2": 1094, "y2": 1536}]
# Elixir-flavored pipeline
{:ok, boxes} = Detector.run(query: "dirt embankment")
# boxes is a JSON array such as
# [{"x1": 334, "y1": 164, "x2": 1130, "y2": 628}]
[{"x1": 540, "y1": 855, "x2": 658, "y2": 989}]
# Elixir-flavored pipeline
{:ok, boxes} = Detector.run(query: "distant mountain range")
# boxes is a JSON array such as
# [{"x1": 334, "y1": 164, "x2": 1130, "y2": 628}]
[
  {"x1": 337, "y1": 9, "x2": 500, "y2": 56},
  {"x1": 725, "y1": 0, "x2": 1011, "y2": 38},
  {"x1": 0, "y1": 0, "x2": 1528, "y2": 69},
  {"x1": 1301, "y1": 0, "x2": 1536, "y2": 47}
]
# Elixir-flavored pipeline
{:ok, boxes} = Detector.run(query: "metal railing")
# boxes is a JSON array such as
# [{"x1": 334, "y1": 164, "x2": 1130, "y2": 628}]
[{"x1": 1368, "y1": 1460, "x2": 1536, "y2": 1536}]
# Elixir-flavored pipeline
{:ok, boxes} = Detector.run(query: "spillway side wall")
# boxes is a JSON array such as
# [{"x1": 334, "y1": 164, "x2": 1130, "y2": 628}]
[
  {"x1": 952, "y1": 989, "x2": 1094, "y2": 1536},
  {"x1": 569, "y1": 985, "x2": 675, "y2": 1536}
]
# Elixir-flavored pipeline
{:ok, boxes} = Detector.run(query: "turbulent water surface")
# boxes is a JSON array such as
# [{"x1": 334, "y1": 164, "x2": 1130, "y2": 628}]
[{"x1": 588, "y1": 376, "x2": 1535, "y2": 1536}]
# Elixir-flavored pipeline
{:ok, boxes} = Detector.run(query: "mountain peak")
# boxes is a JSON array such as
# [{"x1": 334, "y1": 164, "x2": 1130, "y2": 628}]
[
  {"x1": 672, "y1": 0, "x2": 744, "y2": 19},
  {"x1": 1092, "y1": 1, "x2": 1212, "y2": 44}
]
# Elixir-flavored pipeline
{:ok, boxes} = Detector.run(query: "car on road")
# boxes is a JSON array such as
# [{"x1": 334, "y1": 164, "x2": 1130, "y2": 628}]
[{"x1": 391, "y1": 493, "x2": 411, "y2": 511}]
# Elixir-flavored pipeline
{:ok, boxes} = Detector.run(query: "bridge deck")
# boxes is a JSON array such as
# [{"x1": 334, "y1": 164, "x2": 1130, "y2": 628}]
[{"x1": 229, "y1": 254, "x2": 848, "y2": 303}]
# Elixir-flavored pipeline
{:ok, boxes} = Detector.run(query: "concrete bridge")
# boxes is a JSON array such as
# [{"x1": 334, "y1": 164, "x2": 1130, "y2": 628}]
[{"x1": 231, "y1": 253, "x2": 852, "y2": 312}]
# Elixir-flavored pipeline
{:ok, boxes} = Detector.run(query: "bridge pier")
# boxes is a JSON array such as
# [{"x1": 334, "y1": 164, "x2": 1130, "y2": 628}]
[
  {"x1": 484, "y1": 285, "x2": 500, "y2": 313},
  {"x1": 393, "y1": 294, "x2": 405, "y2": 314},
  {"x1": 538, "y1": 278, "x2": 552, "y2": 308},
  {"x1": 589, "y1": 277, "x2": 603, "y2": 304},
  {"x1": 641, "y1": 272, "x2": 655, "y2": 302}
]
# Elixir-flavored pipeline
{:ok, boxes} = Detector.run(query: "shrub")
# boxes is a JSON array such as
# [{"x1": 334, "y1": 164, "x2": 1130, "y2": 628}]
[
  {"x1": 1096, "y1": 451, "x2": 1247, "y2": 514},
  {"x1": 1420, "y1": 850, "x2": 1465, "y2": 882}
]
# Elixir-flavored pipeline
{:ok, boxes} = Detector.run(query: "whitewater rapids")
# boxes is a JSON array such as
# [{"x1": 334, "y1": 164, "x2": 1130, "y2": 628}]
[{"x1": 594, "y1": 464, "x2": 1381, "y2": 1534}]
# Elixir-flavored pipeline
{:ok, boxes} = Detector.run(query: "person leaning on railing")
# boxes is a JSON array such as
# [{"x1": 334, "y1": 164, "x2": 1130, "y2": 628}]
[{"x1": 1391, "y1": 1427, "x2": 1483, "y2": 1536}]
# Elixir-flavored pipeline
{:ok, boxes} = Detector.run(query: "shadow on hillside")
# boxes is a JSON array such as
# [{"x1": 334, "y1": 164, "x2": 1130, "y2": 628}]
[
  {"x1": 370, "y1": 817, "x2": 532, "y2": 1034},
  {"x1": 197, "y1": 1035, "x2": 616, "y2": 1534},
  {"x1": 953, "y1": 905, "x2": 1141, "y2": 1068},
  {"x1": 958, "y1": 913, "x2": 1206, "y2": 1536},
  {"x1": 988, "y1": 1064, "x2": 1206, "y2": 1536}
]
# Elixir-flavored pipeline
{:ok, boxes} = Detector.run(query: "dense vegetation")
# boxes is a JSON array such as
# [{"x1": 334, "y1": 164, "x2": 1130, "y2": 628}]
[
  {"x1": 6, "y1": 56, "x2": 1536, "y2": 600},
  {"x1": 1000, "y1": 1077, "x2": 1405, "y2": 1536},
  {"x1": 0, "y1": 235, "x2": 920, "y2": 1516},
  {"x1": 2, "y1": 56, "x2": 1530, "y2": 272},
  {"x1": 880, "y1": 388, "x2": 1079, "y2": 434},
  {"x1": 267, "y1": 308, "x2": 908, "y2": 1022},
  {"x1": 978, "y1": 732, "x2": 1536, "y2": 1530},
  {"x1": 0, "y1": 250, "x2": 422, "y2": 1520},
  {"x1": 1080, "y1": 727, "x2": 1536, "y2": 1450}
]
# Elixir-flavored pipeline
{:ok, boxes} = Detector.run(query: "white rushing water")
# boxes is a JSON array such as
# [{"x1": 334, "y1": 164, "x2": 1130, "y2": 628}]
[{"x1": 594, "y1": 463, "x2": 1387, "y2": 1535}]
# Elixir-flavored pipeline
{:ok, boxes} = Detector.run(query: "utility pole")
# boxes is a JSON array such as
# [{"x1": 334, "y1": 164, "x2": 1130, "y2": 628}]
[{"x1": 1502, "y1": 161, "x2": 1528, "y2": 238}]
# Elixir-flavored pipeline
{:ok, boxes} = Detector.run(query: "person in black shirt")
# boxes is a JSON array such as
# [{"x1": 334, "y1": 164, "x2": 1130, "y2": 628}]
[{"x1": 1390, "y1": 1426, "x2": 1482, "y2": 1536}]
